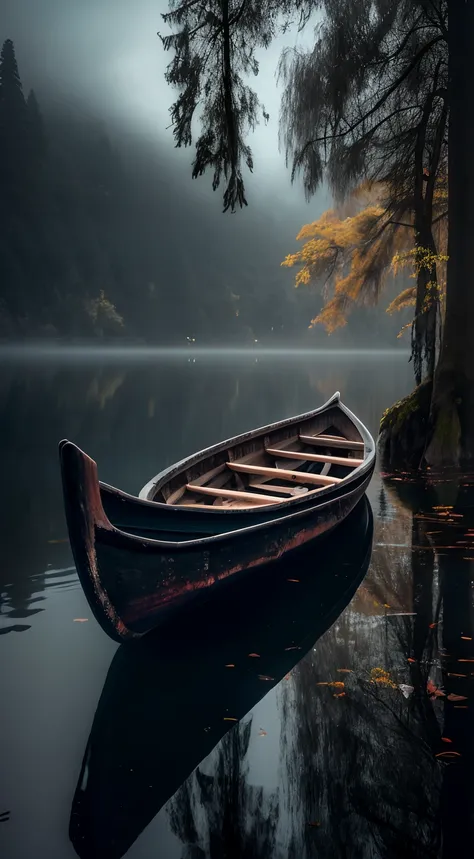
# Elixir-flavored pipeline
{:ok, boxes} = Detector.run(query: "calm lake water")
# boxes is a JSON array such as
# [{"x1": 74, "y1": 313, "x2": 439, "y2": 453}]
[{"x1": 1, "y1": 349, "x2": 473, "y2": 859}]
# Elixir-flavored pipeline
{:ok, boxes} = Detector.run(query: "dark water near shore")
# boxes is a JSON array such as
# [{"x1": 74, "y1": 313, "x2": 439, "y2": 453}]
[{"x1": 1, "y1": 349, "x2": 473, "y2": 859}]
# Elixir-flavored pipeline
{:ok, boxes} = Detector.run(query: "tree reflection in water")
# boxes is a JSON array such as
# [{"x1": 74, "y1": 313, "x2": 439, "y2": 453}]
[
  {"x1": 170, "y1": 478, "x2": 473, "y2": 859},
  {"x1": 169, "y1": 720, "x2": 279, "y2": 859}
]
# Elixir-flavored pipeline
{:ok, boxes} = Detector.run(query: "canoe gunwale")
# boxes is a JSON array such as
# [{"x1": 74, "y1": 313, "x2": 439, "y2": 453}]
[{"x1": 136, "y1": 391, "x2": 375, "y2": 514}]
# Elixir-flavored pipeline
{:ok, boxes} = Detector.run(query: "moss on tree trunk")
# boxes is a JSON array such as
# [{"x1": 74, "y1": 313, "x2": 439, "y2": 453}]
[{"x1": 378, "y1": 382, "x2": 432, "y2": 471}]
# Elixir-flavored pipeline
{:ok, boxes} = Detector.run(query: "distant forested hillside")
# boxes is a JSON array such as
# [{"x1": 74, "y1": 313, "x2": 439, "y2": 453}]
[{"x1": 0, "y1": 38, "x2": 410, "y2": 347}]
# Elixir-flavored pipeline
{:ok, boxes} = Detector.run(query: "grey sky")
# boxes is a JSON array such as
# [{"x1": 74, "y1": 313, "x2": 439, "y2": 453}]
[{"x1": 2, "y1": 1, "x2": 327, "y2": 215}]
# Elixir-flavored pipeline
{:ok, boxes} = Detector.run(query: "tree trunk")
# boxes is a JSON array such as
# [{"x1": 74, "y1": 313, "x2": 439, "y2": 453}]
[{"x1": 425, "y1": 0, "x2": 474, "y2": 466}]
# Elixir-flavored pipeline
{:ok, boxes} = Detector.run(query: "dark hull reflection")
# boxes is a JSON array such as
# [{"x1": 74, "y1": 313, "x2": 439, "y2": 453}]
[{"x1": 69, "y1": 497, "x2": 373, "y2": 859}]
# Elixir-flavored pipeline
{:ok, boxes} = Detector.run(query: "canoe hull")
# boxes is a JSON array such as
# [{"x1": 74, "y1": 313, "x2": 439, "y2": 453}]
[
  {"x1": 60, "y1": 441, "x2": 372, "y2": 641},
  {"x1": 99, "y1": 480, "x2": 369, "y2": 636}
]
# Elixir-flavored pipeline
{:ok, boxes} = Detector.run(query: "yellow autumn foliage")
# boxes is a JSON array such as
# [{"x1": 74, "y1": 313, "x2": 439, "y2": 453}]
[
  {"x1": 282, "y1": 185, "x2": 448, "y2": 335},
  {"x1": 370, "y1": 667, "x2": 397, "y2": 689}
]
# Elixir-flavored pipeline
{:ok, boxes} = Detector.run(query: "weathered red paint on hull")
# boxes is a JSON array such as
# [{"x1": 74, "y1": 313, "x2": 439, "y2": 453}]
[{"x1": 121, "y1": 505, "x2": 350, "y2": 625}]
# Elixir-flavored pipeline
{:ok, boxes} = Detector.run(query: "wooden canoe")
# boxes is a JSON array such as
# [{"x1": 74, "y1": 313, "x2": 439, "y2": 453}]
[
  {"x1": 59, "y1": 392, "x2": 375, "y2": 641},
  {"x1": 69, "y1": 497, "x2": 373, "y2": 859}
]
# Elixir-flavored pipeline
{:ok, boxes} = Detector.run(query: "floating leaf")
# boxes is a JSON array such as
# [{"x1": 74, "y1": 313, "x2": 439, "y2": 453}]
[
  {"x1": 259, "y1": 729, "x2": 267, "y2": 737},
  {"x1": 447, "y1": 693, "x2": 468, "y2": 702},
  {"x1": 248, "y1": 653, "x2": 260, "y2": 658},
  {"x1": 370, "y1": 668, "x2": 397, "y2": 688},
  {"x1": 458, "y1": 659, "x2": 474, "y2": 663},
  {"x1": 224, "y1": 717, "x2": 238, "y2": 722},
  {"x1": 287, "y1": 578, "x2": 300, "y2": 583},
  {"x1": 333, "y1": 692, "x2": 346, "y2": 698},
  {"x1": 337, "y1": 668, "x2": 353, "y2": 673},
  {"x1": 399, "y1": 684, "x2": 414, "y2": 698},
  {"x1": 429, "y1": 623, "x2": 438, "y2": 629},
  {"x1": 447, "y1": 673, "x2": 467, "y2": 678},
  {"x1": 317, "y1": 680, "x2": 345, "y2": 689},
  {"x1": 407, "y1": 658, "x2": 416, "y2": 663},
  {"x1": 441, "y1": 737, "x2": 453, "y2": 743},
  {"x1": 73, "y1": 618, "x2": 88, "y2": 623},
  {"x1": 427, "y1": 680, "x2": 446, "y2": 697},
  {"x1": 461, "y1": 636, "x2": 473, "y2": 641},
  {"x1": 225, "y1": 664, "x2": 235, "y2": 668},
  {"x1": 454, "y1": 705, "x2": 468, "y2": 709},
  {"x1": 435, "y1": 751, "x2": 461, "y2": 758}
]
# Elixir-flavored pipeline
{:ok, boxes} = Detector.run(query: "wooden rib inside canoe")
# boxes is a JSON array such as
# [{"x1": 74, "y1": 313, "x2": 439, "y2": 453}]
[
  {"x1": 299, "y1": 434, "x2": 364, "y2": 451},
  {"x1": 265, "y1": 447, "x2": 364, "y2": 468},
  {"x1": 227, "y1": 462, "x2": 342, "y2": 486}
]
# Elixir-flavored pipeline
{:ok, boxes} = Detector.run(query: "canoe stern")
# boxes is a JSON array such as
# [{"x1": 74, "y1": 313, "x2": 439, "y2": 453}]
[{"x1": 59, "y1": 441, "x2": 140, "y2": 641}]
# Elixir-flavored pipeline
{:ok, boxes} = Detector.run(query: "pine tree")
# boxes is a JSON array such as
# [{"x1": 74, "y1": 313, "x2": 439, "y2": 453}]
[
  {"x1": 0, "y1": 38, "x2": 29, "y2": 212},
  {"x1": 26, "y1": 89, "x2": 46, "y2": 166}
]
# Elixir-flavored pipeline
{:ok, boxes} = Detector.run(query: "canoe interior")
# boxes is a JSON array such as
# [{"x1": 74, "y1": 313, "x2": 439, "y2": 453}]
[{"x1": 154, "y1": 405, "x2": 365, "y2": 511}]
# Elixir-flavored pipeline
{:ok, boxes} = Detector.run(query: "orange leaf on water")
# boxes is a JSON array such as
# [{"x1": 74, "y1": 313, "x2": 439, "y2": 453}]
[
  {"x1": 429, "y1": 623, "x2": 438, "y2": 629},
  {"x1": 334, "y1": 692, "x2": 346, "y2": 698},
  {"x1": 427, "y1": 680, "x2": 446, "y2": 697},
  {"x1": 317, "y1": 680, "x2": 345, "y2": 689},
  {"x1": 441, "y1": 737, "x2": 453, "y2": 743},
  {"x1": 435, "y1": 751, "x2": 461, "y2": 758},
  {"x1": 224, "y1": 717, "x2": 238, "y2": 722},
  {"x1": 73, "y1": 618, "x2": 88, "y2": 623},
  {"x1": 337, "y1": 669, "x2": 353, "y2": 673},
  {"x1": 447, "y1": 693, "x2": 468, "y2": 702},
  {"x1": 287, "y1": 578, "x2": 300, "y2": 583},
  {"x1": 461, "y1": 636, "x2": 473, "y2": 640},
  {"x1": 225, "y1": 664, "x2": 235, "y2": 668},
  {"x1": 248, "y1": 653, "x2": 260, "y2": 658},
  {"x1": 407, "y1": 658, "x2": 416, "y2": 663}
]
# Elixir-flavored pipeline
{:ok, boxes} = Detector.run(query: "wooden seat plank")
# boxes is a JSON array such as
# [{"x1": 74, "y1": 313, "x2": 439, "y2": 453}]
[
  {"x1": 265, "y1": 447, "x2": 363, "y2": 468},
  {"x1": 300, "y1": 434, "x2": 364, "y2": 451},
  {"x1": 249, "y1": 483, "x2": 309, "y2": 497},
  {"x1": 186, "y1": 483, "x2": 282, "y2": 505},
  {"x1": 228, "y1": 462, "x2": 341, "y2": 486}
]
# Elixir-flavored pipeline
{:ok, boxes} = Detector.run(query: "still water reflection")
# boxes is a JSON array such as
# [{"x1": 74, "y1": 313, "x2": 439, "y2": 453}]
[{"x1": 1, "y1": 350, "x2": 472, "y2": 858}]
